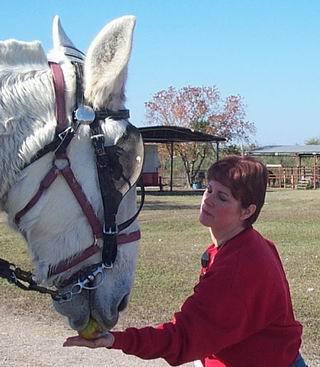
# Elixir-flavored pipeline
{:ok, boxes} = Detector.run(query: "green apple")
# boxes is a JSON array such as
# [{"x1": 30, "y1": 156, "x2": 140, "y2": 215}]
[{"x1": 78, "y1": 318, "x2": 103, "y2": 340}]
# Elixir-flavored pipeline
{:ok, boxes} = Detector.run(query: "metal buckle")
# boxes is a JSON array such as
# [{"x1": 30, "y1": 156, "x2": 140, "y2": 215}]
[
  {"x1": 90, "y1": 134, "x2": 105, "y2": 143},
  {"x1": 102, "y1": 262, "x2": 113, "y2": 270},
  {"x1": 103, "y1": 224, "x2": 118, "y2": 235},
  {"x1": 55, "y1": 126, "x2": 75, "y2": 154},
  {"x1": 90, "y1": 134, "x2": 105, "y2": 155},
  {"x1": 58, "y1": 126, "x2": 74, "y2": 141}
]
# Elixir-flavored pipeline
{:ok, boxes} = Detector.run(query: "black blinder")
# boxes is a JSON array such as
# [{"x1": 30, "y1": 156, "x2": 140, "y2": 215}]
[{"x1": 89, "y1": 118, "x2": 144, "y2": 266}]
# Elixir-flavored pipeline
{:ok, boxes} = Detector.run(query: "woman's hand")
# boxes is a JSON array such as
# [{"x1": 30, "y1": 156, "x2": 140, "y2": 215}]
[{"x1": 63, "y1": 332, "x2": 115, "y2": 349}]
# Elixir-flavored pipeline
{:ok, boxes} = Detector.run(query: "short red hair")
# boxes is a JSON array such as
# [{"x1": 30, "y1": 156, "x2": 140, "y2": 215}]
[{"x1": 207, "y1": 155, "x2": 268, "y2": 226}]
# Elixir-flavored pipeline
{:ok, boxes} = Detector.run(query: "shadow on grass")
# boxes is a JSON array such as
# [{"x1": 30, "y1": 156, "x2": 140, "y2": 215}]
[
  {"x1": 142, "y1": 201, "x2": 199, "y2": 211},
  {"x1": 137, "y1": 190, "x2": 203, "y2": 211},
  {"x1": 138, "y1": 189, "x2": 204, "y2": 196}
]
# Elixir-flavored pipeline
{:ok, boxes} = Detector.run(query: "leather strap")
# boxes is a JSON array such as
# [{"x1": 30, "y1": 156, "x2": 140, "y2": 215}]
[
  {"x1": 49, "y1": 229, "x2": 141, "y2": 276},
  {"x1": 59, "y1": 159, "x2": 103, "y2": 239},
  {"x1": 15, "y1": 167, "x2": 60, "y2": 224},
  {"x1": 15, "y1": 154, "x2": 102, "y2": 240},
  {"x1": 49, "y1": 62, "x2": 68, "y2": 131}
]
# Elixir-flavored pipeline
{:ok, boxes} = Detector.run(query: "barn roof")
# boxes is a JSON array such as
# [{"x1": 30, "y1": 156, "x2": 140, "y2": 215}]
[
  {"x1": 248, "y1": 145, "x2": 320, "y2": 156},
  {"x1": 138, "y1": 125, "x2": 226, "y2": 143}
]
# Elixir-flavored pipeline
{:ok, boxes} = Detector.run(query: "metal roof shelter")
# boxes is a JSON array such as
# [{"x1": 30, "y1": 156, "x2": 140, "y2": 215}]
[
  {"x1": 139, "y1": 126, "x2": 226, "y2": 143},
  {"x1": 139, "y1": 126, "x2": 226, "y2": 191},
  {"x1": 248, "y1": 145, "x2": 320, "y2": 156},
  {"x1": 249, "y1": 145, "x2": 320, "y2": 189},
  {"x1": 248, "y1": 145, "x2": 320, "y2": 167}
]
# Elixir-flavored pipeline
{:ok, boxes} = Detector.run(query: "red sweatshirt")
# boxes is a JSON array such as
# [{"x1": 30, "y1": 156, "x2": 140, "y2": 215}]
[{"x1": 111, "y1": 228, "x2": 302, "y2": 366}]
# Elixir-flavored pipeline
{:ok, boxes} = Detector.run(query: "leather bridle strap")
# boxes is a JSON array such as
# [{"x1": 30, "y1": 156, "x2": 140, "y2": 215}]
[
  {"x1": 90, "y1": 119, "x2": 122, "y2": 267},
  {"x1": 58, "y1": 155, "x2": 103, "y2": 239},
  {"x1": 48, "y1": 230, "x2": 141, "y2": 277},
  {"x1": 15, "y1": 166, "x2": 59, "y2": 225},
  {"x1": 15, "y1": 153, "x2": 103, "y2": 240},
  {"x1": 73, "y1": 60, "x2": 133, "y2": 268},
  {"x1": 49, "y1": 62, "x2": 68, "y2": 131}
]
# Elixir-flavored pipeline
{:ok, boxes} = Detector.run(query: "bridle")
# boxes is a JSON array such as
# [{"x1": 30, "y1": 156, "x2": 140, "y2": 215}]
[{"x1": 0, "y1": 60, "x2": 145, "y2": 303}]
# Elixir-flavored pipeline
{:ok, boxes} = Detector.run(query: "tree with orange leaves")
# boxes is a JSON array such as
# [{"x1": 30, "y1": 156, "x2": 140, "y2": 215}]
[{"x1": 145, "y1": 86, "x2": 255, "y2": 187}]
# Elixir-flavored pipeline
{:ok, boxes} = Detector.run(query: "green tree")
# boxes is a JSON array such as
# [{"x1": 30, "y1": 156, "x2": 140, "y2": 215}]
[{"x1": 305, "y1": 137, "x2": 320, "y2": 145}]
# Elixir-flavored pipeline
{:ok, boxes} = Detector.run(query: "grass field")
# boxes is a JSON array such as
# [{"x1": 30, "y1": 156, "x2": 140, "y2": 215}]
[{"x1": 0, "y1": 189, "x2": 319, "y2": 362}]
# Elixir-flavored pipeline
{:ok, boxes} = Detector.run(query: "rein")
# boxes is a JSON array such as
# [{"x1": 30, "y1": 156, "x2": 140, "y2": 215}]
[{"x1": 0, "y1": 61, "x2": 145, "y2": 302}]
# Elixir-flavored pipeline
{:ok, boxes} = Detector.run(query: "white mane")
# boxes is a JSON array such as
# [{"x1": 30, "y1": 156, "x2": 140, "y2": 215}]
[
  {"x1": 0, "y1": 41, "x2": 56, "y2": 203},
  {"x1": 0, "y1": 40, "x2": 47, "y2": 66}
]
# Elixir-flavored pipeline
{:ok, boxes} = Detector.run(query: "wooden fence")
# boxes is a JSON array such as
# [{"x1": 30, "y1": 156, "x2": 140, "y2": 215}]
[
  {"x1": 267, "y1": 166, "x2": 320, "y2": 189},
  {"x1": 157, "y1": 165, "x2": 320, "y2": 191}
]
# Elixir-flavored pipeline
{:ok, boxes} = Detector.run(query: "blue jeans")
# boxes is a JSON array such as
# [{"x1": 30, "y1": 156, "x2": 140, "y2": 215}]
[{"x1": 291, "y1": 353, "x2": 308, "y2": 367}]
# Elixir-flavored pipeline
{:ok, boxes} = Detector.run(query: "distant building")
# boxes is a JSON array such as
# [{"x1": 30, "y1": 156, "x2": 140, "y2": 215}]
[
  {"x1": 142, "y1": 144, "x2": 162, "y2": 189},
  {"x1": 248, "y1": 145, "x2": 320, "y2": 189}
]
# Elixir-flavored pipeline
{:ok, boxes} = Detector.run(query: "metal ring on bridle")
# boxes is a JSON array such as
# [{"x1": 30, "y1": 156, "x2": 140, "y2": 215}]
[
  {"x1": 73, "y1": 105, "x2": 96, "y2": 125},
  {"x1": 54, "y1": 263, "x2": 109, "y2": 303}
]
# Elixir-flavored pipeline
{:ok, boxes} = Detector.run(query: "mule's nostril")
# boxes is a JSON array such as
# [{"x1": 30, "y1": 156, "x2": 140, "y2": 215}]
[{"x1": 118, "y1": 294, "x2": 129, "y2": 312}]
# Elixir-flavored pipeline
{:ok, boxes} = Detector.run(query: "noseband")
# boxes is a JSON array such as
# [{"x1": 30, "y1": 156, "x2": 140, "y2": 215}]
[{"x1": 0, "y1": 61, "x2": 145, "y2": 302}]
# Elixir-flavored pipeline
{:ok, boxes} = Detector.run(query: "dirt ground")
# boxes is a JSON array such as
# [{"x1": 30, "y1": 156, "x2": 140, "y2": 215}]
[
  {"x1": 0, "y1": 304, "x2": 318, "y2": 367},
  {"x1": 0, "y1": 303, "x2": 194, "y2": 367}
]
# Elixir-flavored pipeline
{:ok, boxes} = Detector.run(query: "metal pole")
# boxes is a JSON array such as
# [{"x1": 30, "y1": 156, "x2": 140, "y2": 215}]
[
  {"x1": 170, "y1": 141, "x2": 174, "y2": 191},
  {"x1": 216, "y1": 141, "x2": 220, "y2": 162}
]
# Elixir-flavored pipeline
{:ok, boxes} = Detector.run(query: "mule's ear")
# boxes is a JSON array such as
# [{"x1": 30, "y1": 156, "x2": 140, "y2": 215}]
[
  {"x1": 51, "y1": 16, "x2": 85, "y2": 62},
  {"x1": 84, "y1": 16, "x2": 136, "y2": 109}
]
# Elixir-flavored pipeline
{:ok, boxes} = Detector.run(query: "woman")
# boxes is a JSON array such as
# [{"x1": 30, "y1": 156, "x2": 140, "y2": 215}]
[{"x1": 64, "y1": 156, "x2": 307, "y2": 367}]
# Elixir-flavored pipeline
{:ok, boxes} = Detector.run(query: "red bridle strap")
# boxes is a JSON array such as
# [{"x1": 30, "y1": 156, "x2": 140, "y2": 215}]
[
  {"x1": 48, "y1": 229, "x2": 141, "y2": 277},
  {"x1": 58, "y1": 156, "x2": 103, "y2": 239},
  {"x1": 15, "y1": 154, "x2": 103, "y2": 240},
  {"x1": 15, "y1": 167, "x2": 59, "y2": 225},
  {"x1": 15, "y1": 156, "x2": 141, "y2": 277},
  {"x1": 49, "y1": 62, "x2": 68, "y2": 131}
]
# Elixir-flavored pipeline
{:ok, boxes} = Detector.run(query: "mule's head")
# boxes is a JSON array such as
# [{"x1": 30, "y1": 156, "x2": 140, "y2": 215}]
[{"x1": 0, "y1": 16, "x2": 143, "y2": 332}]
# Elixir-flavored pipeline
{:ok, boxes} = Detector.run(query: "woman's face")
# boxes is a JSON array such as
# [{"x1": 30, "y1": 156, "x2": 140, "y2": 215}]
[{"x1": 199, "y1": 179, "x2": 247, "y2": 236}]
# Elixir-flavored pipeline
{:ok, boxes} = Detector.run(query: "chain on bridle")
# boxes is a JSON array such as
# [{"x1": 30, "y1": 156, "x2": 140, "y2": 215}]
[{"x1": 0, "y1": 61, "x2": 145, "y2": 303}]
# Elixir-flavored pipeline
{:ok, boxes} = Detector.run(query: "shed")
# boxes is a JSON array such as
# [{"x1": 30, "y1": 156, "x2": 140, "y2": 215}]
[
  {"x1": 142, "y1": 144, "x2": 162, "y2": 189},
  {"x1": 139, "y1": 126, "x2": 226, "y2": 191}
]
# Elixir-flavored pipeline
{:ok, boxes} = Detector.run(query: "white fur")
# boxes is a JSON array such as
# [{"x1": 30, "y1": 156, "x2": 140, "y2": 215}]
[
  {"x1": 0, "y1": 41, "x2": 56, "y2": 201},
  {"x1": 0, "y1": 16, "x2": 140, "y2": 331},
  {"x1": 84, "y1": 16, "x2": 136, "y2": 110}
]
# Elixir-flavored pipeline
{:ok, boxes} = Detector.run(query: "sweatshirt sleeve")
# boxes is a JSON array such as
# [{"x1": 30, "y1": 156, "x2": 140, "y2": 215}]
[{"x1": 111, "y1": 264, "x2": 252, "y2": 366}]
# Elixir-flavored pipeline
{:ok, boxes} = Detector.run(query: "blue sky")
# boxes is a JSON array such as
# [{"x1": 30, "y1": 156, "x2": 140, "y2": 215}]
[{"x1": 1, "y1": 0, "x2": 320, "y2": 146}]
